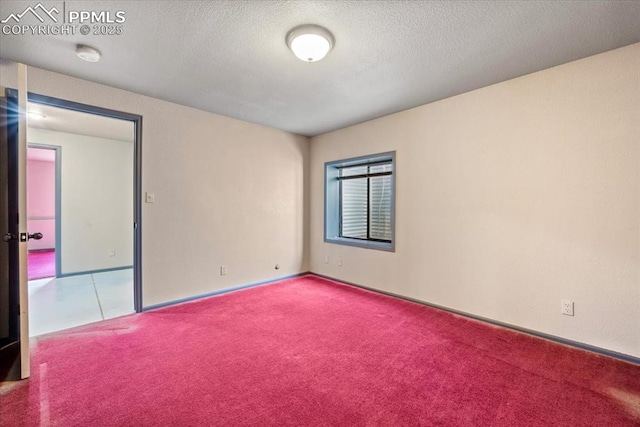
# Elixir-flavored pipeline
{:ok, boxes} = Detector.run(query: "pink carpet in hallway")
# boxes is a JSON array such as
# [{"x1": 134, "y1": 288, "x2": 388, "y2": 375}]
[
  {"x1": 1, "y1": 275, "x2": 638, "y2": 426},
  {"x1": 27, "y1": 250, "x2": 55, "y2": 281}
]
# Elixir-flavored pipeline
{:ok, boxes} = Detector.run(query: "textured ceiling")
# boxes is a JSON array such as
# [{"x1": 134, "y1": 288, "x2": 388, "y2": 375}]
[{"x1": 1, "y1": 1, "x2": 639, "y2": 136}]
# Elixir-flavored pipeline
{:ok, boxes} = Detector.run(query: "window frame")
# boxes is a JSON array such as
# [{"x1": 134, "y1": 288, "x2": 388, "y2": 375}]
[{"x1": 324, "y1": 151, "x2": 396, "y2": 252}]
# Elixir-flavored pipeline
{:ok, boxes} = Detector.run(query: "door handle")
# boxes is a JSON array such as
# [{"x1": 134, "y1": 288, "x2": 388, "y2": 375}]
[
  {"x1": 2, "y1": 233, "x2": 17, "y2": 242},
  {"x1": 3, "y1": 232, "x2": 42, "y2": 242}
]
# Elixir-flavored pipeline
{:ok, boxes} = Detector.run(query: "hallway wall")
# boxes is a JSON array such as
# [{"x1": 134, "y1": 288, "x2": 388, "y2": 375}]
[{"x1": 28, "y1": 128, "x2": 134, "y2": 275}]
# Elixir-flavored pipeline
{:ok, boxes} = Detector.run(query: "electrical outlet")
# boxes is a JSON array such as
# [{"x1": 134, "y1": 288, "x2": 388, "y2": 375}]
[
  {"x1": 220, "y1": 266, "x2": 227, "y2": 276},
  {"x1": 561, "y1": 299, "x2": 574, "y2": 316},
  {"x1": 109, "y1": 249, "x2": 116, "y2": 257},
  {"x1": 324, "y1": 256, "x2": 329, "y2": 264}
]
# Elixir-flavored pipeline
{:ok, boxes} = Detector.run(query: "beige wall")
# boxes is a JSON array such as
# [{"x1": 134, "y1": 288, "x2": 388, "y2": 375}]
[
  {"x1": 310, "y1": 43, "x2": 640, "y2": 358},
  {"x1": 0, "y1": 61, "x2": 309, "y2": 306}
]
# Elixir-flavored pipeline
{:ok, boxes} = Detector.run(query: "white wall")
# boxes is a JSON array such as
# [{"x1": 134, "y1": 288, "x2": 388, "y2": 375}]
[
  {"x1": 310, "y1": 43, "x2": 640, "y2": 358},
  {"x1": 27, "y1": 129, "x2": 133, "y2": 274},
  {"x1": 0, "y1": 60, "x2": 309, "y2": 306}
]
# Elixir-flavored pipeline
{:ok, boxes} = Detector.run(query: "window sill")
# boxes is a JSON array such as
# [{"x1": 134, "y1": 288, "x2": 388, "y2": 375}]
[{"x1": 324, "y1": 237, "x2": 395, "y2": 252}]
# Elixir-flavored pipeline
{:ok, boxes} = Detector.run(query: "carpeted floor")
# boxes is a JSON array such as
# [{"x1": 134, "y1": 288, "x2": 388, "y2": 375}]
[
  {"x1": 1, "y1": 275, "x2": 638, "y2": 426},
  {"x1": 27, "y1": 250, "x2": 55, "y2": 281}
]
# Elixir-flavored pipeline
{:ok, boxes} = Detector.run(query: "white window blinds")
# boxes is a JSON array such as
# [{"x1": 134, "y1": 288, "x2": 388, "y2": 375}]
[{"x1": 339, "y1": 162, "x2": 392, "y2": 242}]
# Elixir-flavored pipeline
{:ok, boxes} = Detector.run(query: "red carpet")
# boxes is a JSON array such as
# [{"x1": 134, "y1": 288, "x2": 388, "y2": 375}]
[
  {"x1": 27, "y1": 250, "x2": 55, "y2": 281},
  {"x1": 1, "y1": 275, "x2": 638, "y2": 426}
]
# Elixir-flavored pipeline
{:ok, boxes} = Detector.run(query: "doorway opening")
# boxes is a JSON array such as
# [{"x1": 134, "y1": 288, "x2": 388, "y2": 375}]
[
  {"x1": 26, "y1": 144, "x2": 58, "y2": 282},
  {"x1": 16, "y1": 93, "x2": 143, "y2": 336}
]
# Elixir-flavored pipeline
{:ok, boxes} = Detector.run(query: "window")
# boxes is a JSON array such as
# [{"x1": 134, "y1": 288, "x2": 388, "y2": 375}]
[{"x1": 325, "y1": 152, "x2": 395, "y2": 251}]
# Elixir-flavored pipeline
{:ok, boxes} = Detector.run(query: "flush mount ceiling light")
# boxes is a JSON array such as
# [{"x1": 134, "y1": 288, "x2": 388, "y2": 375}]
[
  {"x1": 75, "y1": 44, "x2": 101, "y2": 62},
  {"x1": 286, "y1": 24, "x2": 334, "y2": 63}
]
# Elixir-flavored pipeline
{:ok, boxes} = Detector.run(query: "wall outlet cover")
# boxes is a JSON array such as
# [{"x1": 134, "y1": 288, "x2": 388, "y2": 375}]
[{"x1": 561, "y1": 299, "x2": 574, "y2": 316}]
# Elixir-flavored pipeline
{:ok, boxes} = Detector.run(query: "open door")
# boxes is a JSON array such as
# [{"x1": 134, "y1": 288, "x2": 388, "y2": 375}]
[{"x1": 0, "y1": 63, "x2": 33, "y2": 380}]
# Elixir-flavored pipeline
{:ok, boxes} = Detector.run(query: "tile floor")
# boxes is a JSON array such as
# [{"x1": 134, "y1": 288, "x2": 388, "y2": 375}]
[{"x1": 28, "y1": 268, "x2": 134, "y2": 337}]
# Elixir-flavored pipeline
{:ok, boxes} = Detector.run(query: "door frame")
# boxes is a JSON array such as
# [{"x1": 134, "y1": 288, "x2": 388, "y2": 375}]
[{"x1": 7, "y1": 89, "x2": 144, "y2": 313}]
